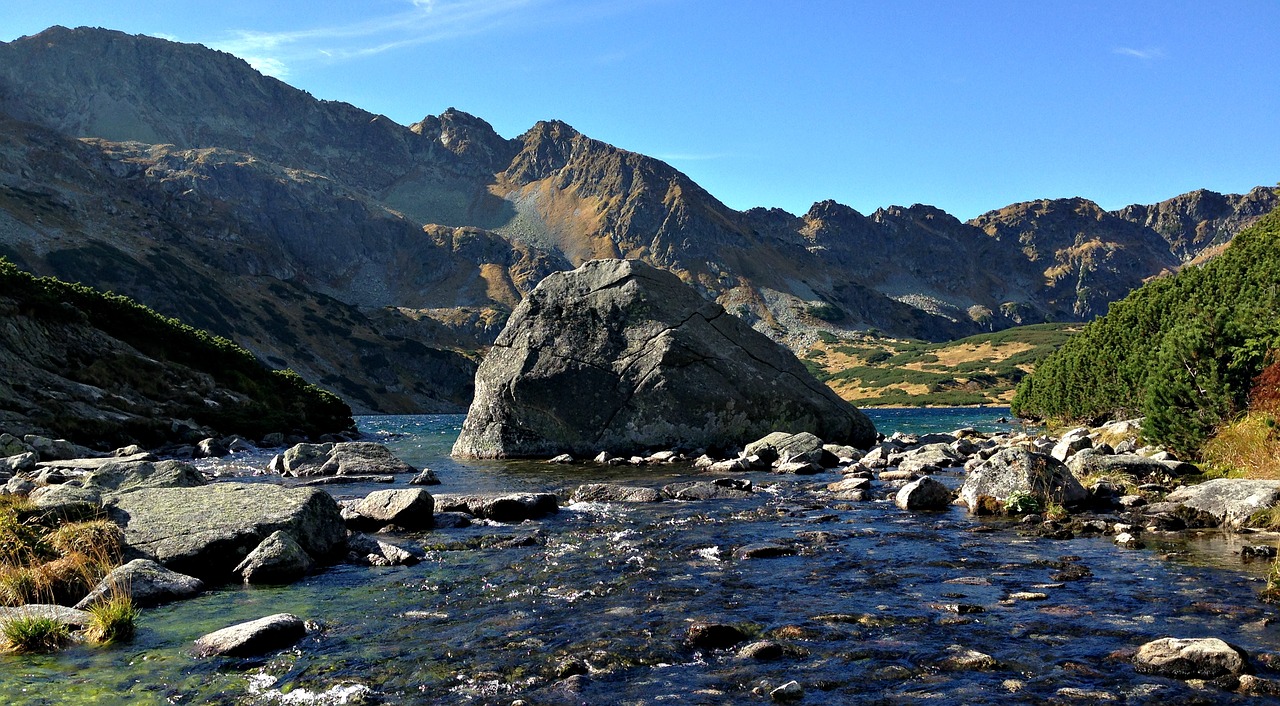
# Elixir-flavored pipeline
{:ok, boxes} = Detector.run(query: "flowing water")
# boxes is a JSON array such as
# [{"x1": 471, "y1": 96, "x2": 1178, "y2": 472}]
[{"x1": 4, "y1": 409, "x2": 1280, "y2": 704}]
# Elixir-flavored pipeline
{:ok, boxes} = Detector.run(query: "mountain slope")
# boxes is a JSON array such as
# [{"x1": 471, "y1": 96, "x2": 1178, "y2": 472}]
[{"x1": 0, "y1": 25, "x2": 1273, "y2": 413}]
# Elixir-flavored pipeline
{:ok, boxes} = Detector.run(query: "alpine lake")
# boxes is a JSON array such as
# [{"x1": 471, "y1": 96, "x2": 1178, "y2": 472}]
[{"x1": 2, "y1": 408, "x2": 1278, "y2": 705}]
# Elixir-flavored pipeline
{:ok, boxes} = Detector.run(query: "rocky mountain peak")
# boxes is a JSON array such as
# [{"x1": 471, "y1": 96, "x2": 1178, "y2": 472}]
[{"x1": 411, "y1": 107, "x2": 518, "y2": 171}]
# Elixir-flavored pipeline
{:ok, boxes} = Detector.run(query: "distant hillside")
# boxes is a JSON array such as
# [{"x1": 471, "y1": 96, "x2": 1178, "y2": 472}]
[
  {"x1": 804, "y1": 323, "x2": 1080, "y2": 407},
  {"x1": 0, "y1": 26, "x2": 1273, "y2": 412},
  {"x1": 0, "y1": 258, "x2": 353, "y2": 447},
  {"x1": 1013, "y1": 203, "x2": 1280, "y2": 457}
]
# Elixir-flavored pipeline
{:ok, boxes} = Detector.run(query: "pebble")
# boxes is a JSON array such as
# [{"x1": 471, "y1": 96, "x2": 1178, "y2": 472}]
[{"x1": 770, "y1": 680, "x2": 804, "y2": 702}]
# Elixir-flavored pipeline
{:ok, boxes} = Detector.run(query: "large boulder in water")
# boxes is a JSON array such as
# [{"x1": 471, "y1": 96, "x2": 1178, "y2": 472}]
[{"x1": 452, "y1": 259, "x2": 876, "y2": 458}]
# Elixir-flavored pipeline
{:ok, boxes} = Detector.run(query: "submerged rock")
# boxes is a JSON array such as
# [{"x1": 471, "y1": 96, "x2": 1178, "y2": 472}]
[
  {"x1": 686, "y1": 621, "x2": 748, "y2": 649},
  {"x1": 663, "y1": 479, "x2": 754, "y2": 500},
  {"x1": 433, "y1": 493, "x2": 558, "y2": 522},
  {"x1": 192, "y1": 613, "x2": 308, "y2": 658},
  {"x1": 571, "y1": 484, "x2": 664, "y2": 503},
  {"x1": 452, "y1": 259, "x2": 875, "y2": 459}
]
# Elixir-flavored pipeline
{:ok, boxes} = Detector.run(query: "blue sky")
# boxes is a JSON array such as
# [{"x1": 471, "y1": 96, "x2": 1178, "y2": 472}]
[{"x1": 2, "y1": 0, "x2": 1277, "y2": 220}]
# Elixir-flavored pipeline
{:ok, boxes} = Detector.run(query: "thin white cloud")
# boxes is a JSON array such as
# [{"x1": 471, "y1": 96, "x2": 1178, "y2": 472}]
[
  {"x1": 206, "y1": 0, "x2": 541, "y2": 75},
  {"x1": 1113, "y1": 46, "x2": 1165, "y2": 60}
]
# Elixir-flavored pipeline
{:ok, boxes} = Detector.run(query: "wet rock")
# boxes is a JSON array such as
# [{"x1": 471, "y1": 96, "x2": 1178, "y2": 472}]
[
  {"x1": 300, "y1": 475, "x2": 395, "y2": 487},
  {"x1": 273, "y1": 442, "x2": 333, "y2": 476},
  {"x1": 940, "y1": 645, "x2": 998, "y2": 670},
  {"x1": 1055, "y1": 688, "x2": 1117, "y2": 701},
  {"x1": 738, "y1": 640, "x2": 785, "y2": 660},
  {"x1": 353, "y1": 489, "x2": 435, "y2": 530},
  {"x1": 958, "y1": 448, "x2": 1086, "y2": 512},
  {"x1": 432, "y1": 512, "x2": 473, "y2": 528},
  {"x1": 708, "y1": 457, "x2": 751, "y2": 473},
  {"x1": 277, "y1": 442, "x2": 416, "y2": 478},
  {"x1": 451, "y1": 260, "x2": 875, "y2": 459},
  {"x1": 571, "y1": 483, "x2": 664, "y2": 503},
  {"x1": 82, "y1": 460, "x2": 207, "y2": 494},
  {"x1": 895, "y1": 477, "x2": 952, "y2": 512},
  {"x1": 347, "y1": 533, "x2": 420, "y2": 566},
  {"x1": 733, "y1": 542, "x2": 796, "y2": 559},
  {"x1": 824, "y1": 444, "x2": 862, "y2": 462},
  {"x1": 548, "y1": 454, "x2": 574, "y2": 464},
  {"x1": 686, "y1": 621, "x2": 748, "y2": 649},
  {"x1": 433, "y1": 493, "x2": 558, "y2": 522},
  {"x1": 192, "y1": 613, "x2": 308, "y2": 658},
  {"x1": 648, "y1": 450, "x2": 679, "y2": 463},
  {"x1": 1067, "y1": 450, "x2": 1187, "y2": 480},
  {"x1": 770, "y1": 681, "x2": 804, "y2": 702},
  {"x1": 1164, "y1": 479, "x2": 1280, "y2": 529},
  {"x1": 260, "y1": 432, "x2": 285, "y2": 448},
  {"x1": 234, "y1": 530, "x2": 314, "y2": 584},
  {"x1": 106, "y1": 483, "x2": 347, "y2": 581},
  {"x1": 1115, "y1": 532, "x2": 1145, "y2": 549},
  {"x1": 1238, "y1": 674, "x2": 1280, "y2": 696},
  {"x1": 1007, "y1": 592, "x2": 1048, "y2": 601},
  {"x1": 73, "y1": 559, "x2": 204, "y2": 609},
  {"x1": 195, "y1": 437, "x2": 230, "y2": 458},
  {"x1": 555, "y1": 658, "x2": 588, "y2": 678},
  {"x1": 408, "y1": 469, "x2": 440, "y2": 485},
  {"x1": 663, "y1": 479, "x2": 753, "y2": 500},
  {"x1": 1133, "y1": 637, "x2": 1249, "y2": 681}
]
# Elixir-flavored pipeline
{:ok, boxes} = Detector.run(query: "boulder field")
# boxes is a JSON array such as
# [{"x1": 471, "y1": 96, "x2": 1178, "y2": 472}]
[{"x1": 452, "y1": 259, "x2": 876, "y2": 459}]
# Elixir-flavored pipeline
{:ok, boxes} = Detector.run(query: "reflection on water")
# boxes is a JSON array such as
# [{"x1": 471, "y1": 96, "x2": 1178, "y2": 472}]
[{"x1": 1, "y1": 410, "x2": 1278, "y2": 704}]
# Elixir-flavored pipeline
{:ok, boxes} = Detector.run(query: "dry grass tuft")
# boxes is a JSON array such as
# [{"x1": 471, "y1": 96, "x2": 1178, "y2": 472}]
[{"x1": 1202, "y1": 413, "x2": 1280, "y2": 480}]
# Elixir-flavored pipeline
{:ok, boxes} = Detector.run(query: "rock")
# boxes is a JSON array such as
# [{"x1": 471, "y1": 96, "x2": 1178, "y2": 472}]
[
  {"x1": 940, "y1": 645, "x2": 999, "y2": 670},
  {"x1": 347, "y1": 533, "x2": 420, "y2": 566},
  {"x1": 352, "y1": 489, "x2": 435, "y2": 530},
  {"x1": 1115, "y1": 532, "x2": 1144, "y2": 549},
  {"x1": 277, "y1": 442, "x2": 413, "y2": 478},
  {"x1": 0, "y1": 452, "x2": 37, "y2": 475},
  {"x1": 898, "y1": 443, "x2": 965, "y2": 473},
  {"x1": 733, "y1": 542, "x2": 796, "y2": 559},
  {"x1": 29, "y1": 484, "x2": 102, "y2": 520},
  {"x1": 958, "y1": 448, "x2": 1086, "y2": 512},
  {"x1": 1067, "y1": 450, "x2": 1185, "y2": 480},
  {"x1": 81, "y1": 459, "x2": 206, "y2": 494},
  {"x1": 35, "y1": 452, "x2": 157, "y2": 472},
  {"x1": 23, "y1": 435, "x2": 102, "y2": 462},
  {"x1": 748, "y1": 431, "x2": 826, "y2": 464},
  {"x1": 1133, "y1": 637, "x2": 1249, "y2": 681},
  {"x1": 452, "y1": 259, "x2": 875, "y2": 459},
  {"x1": 1164, "y1": 479, "x2": 1280, "y2": 529},
  {"x1": 738, "y1": 640, "x2": 785, "y2": 660},
  {"x1": 73, "y1": 559, "x2": 204, "y2": 609},
  {"x1": 275, "y1": 442, "x2": 334, "y2": 476},
  {"x1": 192, "y1": 613, "x2": 308, "y2": 658},
  {"x1": 1051, "y1": 428, "x2": 1093, "y2": 461},
  {"x1": 299, "y1": 475, "x2": 394, "y2": 487},
  {"x1": 105, "y1": 483, "x2": 347, "y2": 581},
  {"x1": 662, "y1": 479, "x2": 753, "y2": 500},
  {"x1": 0, "y1": 433, "x2": 32, "y2": 457},
  {"x1": 686, "y1": 621, "x2": 747, "y2": 649},
  {"x1": 571, "y1": 484, "x2": 664, "y2": 503},
  {"x1": 824, "y1": 444, "x2": 862, "y2": 462},
  {"x1": 195, "y1": 437, "x2": 230, "y2": 458},
  {"x1": 773, "y1": 461, "x2": 822, "y2": 475},
  {"x1": 877, "y1": 470, "x2": 918, "y2": 482},
  {"x1": 433, "y1": 493, "x2": 558, "y2": 522},
  {"x1": 708, "y1": 457, "x2": 751, "y2": 473},
  {"x1": 260, "y1": 432, "x2": 285, "y2": 448},
  {"x1": 0, "y1": 604, "x2": 91, "y2": 630},
  {"x1": 234, "y1": 530, "x2": 315, "y2": 584},
  {"x1": 4, "y1": 477, "x2": 34, "y2": 495},
  {"x1": 895, "y1": 477, "x2": 953, "y2": 511},
  {"x1": 409, "y1": 469, "x2": 440, "y2": 485},
  {"x1": 770, "y1": 681, "x2": 804, "y2": 702},
  {"x1": 432, "y1": 512, "x2": 473, "y2": 529},
  {"x1": 827, "y1": 477, "x2": 871, "y2": 493},
  {"x1": 547, "y1": 454, "x2": 574, "y2": 464}
]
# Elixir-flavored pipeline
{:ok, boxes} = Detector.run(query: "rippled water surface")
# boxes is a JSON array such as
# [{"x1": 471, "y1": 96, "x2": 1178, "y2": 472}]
[{"x1": 4, "y1": 409, "x2": 1280, "y2": 705}]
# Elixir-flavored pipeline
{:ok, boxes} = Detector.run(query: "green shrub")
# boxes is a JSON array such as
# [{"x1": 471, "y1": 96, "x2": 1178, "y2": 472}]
[
  {"x1": 1, "y1": 614, "x2": 72, "y2": 654},
  {"x1": 85, "y1": 594, "x2": 138, "y2": 644}
]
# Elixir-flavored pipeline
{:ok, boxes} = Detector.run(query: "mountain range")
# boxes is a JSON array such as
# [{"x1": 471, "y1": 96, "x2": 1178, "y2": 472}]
[{"x1": 0, "y1": 26, "x2": 1274, "y2": 413}]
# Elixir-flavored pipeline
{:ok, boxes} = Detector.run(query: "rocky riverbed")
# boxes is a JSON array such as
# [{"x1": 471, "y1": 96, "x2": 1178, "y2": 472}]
[{"x1": 2, "y1": 412, "x2": 1280, "y2": 704}]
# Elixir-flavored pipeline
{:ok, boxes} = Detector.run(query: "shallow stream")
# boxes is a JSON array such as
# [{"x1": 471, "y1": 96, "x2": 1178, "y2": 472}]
[{"x1": 3, "y1": 409, "x2": 1279, "y2": 704}]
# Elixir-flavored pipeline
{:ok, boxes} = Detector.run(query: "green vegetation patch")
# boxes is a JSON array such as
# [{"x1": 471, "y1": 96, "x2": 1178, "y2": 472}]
[{"x1": 0, "y1": 257, "x2": 353, "y2": 441}]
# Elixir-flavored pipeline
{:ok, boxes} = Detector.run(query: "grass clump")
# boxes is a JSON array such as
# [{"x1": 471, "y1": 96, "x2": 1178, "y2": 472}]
[
  {"x1": 1003, "y1": 492, "x2": 1042, "y2": 515},
  {"x1": 85, "y1": 594, "x2": 138, "y2": 644},
  {"x1": 1, "y1": 614, "x2": 73, "y2": 654},
  {"x1": 1202, "y1": 413, "x2": 1280, "y2": 480}
]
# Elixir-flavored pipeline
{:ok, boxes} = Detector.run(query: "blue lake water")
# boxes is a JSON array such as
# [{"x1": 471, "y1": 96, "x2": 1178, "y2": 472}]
[{"x1": 2, "y1": 408, "x2": 1278, "y2": 705}]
